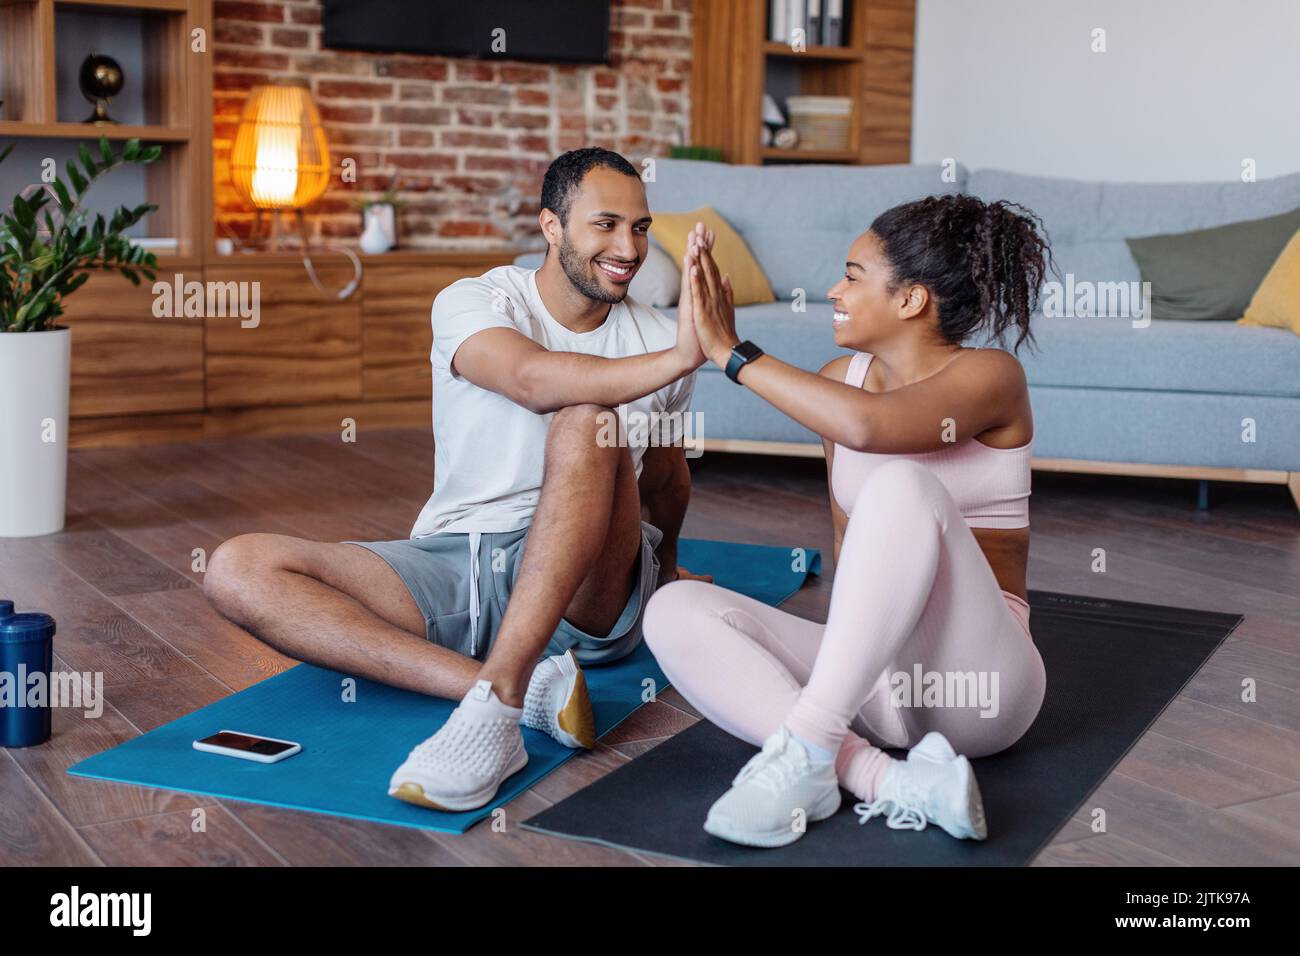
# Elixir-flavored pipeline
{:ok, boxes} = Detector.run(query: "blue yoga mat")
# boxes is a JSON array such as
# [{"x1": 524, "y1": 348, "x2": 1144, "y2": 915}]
[{"x1": 67, "y1": 539, "x2": 821, "y2": 833}]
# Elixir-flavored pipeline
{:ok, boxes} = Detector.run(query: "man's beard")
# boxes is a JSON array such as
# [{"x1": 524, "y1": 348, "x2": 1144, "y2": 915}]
[{"x1": 557, "y1": 232, "x2": 628, "y2": 304}]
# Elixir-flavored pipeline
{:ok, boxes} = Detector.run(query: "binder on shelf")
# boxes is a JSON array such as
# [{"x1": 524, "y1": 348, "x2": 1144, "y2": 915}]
[
  {"x1": 788, "y1": 0, "x2": 807, "y2": 47},
  {"x1": 769, "y1": 0, "x2": 787, "y2": 43},
  {"x1": 823, "y1": 0, "x2": 844, "y2": 47},
  {"x1": 807, "y1": 0, "x2": 822, "y2": 44}
]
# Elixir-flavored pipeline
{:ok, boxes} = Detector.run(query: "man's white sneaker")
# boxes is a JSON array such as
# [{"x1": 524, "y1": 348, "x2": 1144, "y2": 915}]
[
  {"x1": 703, "y1": 726, "x2": 841, "y2": 848},
  {"x1": 853, "y1": 731, "x2": 988, "y2": 840},
  {"x1": 388, "y1": 679, "x2": 527, "y2": 811},
  {"x1": 522, "y1": 649, "x2": 596, "y2": 749}
]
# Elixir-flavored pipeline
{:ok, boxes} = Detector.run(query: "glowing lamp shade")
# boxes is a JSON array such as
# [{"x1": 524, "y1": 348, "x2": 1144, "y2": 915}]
[{"x1": 230, "y1": 82, "x2": 330, "y2": 210}]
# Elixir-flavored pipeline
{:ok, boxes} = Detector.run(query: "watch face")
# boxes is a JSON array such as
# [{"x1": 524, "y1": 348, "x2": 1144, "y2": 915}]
[{"x1": 736, "y1": 341, "x2": 763, "y2": 360}]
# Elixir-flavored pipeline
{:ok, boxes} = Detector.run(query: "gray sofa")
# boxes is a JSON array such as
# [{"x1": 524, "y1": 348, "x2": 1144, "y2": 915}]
[{"x1": 519, "y1": 159, "x2": 1300, "y2": 508}]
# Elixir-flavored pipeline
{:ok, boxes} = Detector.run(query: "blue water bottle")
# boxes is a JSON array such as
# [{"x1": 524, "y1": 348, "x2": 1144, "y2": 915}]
[{"x1": 0, "y1": 599, "x2": 56, "y2": 748}]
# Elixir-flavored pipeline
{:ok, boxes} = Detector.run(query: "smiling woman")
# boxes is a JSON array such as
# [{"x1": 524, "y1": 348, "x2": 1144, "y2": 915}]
[{"x1": 641, "y1": 192, "x2": 1055, "y2": 850}]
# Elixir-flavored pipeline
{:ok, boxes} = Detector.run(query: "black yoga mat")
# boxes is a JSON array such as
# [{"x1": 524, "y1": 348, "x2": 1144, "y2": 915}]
[{"x1": 521, "y1": 590, "x2": 1242, "y2": 866}]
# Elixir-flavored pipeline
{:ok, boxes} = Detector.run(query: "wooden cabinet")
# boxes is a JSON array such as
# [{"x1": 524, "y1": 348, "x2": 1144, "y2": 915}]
[
  {"x1": 63, "y1": 273, "x2": 204, "y2": 419},
  {"x1": 204, "y1": 260, "x2": 363, "y2": 410},
  {"x1": 64, "y1": 249, "x2": 514, "y2": 447}
]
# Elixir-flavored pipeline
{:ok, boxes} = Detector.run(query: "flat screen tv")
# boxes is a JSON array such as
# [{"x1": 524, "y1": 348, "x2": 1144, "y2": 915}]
[{"x1": 322, "y1": 0, "x2": 611, "y2": 64}]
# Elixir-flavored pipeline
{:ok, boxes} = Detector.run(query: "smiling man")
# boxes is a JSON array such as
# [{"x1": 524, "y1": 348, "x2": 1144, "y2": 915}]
[{"x1": 203, "y1": 147, "x2": 710, "y2": 812}]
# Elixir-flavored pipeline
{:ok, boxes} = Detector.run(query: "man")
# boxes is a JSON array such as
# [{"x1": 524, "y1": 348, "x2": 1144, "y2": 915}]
[{"x1": 204, "y1": 147, "x2": 711, "y2": 811}]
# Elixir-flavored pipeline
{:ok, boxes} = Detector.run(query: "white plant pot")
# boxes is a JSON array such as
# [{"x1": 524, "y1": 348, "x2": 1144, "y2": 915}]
[{"x1": 0, "y1": 327, "x2": 71, "y2": 537}]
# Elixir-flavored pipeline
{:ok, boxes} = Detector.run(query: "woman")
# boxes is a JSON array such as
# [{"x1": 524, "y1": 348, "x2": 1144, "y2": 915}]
[{"x1": 642, "y1": 195, "x2": 1053, "y2": 848}]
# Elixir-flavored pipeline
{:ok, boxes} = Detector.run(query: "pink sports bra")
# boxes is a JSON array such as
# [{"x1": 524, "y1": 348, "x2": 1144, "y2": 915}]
[{"x1": 831, "y1": 352, "x2": 1032, "y2": 529}]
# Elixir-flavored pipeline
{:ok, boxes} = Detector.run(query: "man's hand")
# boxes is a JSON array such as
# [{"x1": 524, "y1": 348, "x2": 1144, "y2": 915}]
[
  {"x1": 673, "y1": 222, "x2": 715, "y2": 371},
  {"x1": 686, "y1": 241, "x2": 741, "y2": 368}
]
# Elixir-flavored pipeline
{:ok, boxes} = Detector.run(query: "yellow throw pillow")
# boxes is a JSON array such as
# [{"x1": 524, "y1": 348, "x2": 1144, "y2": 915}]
[
  {"x1": 1238, "y1": 228, "x2": 1300, "y2": 335},
  {"x1": 649, "y1": 206, "x2": 776, "y2": 306}
]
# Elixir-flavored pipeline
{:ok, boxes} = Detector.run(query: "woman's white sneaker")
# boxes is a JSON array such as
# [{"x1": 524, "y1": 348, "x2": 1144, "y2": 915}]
[
  {"x1": 703, "y1": 726, "x2": 842, "y2": 848},
  {"x1": 388, "y1": 679, "x2": 527, "y2": 811},
  {"x1": 522, "y1": 649, "x2": 596, "y2": 749},
  {"x1": 853, "y1": 731, "x2": 988, "y2": 840}
]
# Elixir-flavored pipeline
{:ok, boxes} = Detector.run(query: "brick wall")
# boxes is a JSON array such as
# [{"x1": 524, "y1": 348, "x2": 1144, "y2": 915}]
[{"x1": 212, "y1": 0, "x2": 692, "y2": 249}]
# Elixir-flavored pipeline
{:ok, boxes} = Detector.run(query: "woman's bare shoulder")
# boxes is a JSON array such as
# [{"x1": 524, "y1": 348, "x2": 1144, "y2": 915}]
[{"x1": 818, "y1": 353, "x2": 855, "y2": 381}]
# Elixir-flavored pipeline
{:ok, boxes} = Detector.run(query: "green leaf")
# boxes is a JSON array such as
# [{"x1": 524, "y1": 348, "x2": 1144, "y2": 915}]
[
  {"x1": 50, "y1": 180, "x2": 73, "y2": 211},
  {"x1": 139, "y1": 145, "x2": 163, "y2": 163},
  {"x1": 122, "y1": 138, "x2": 140, "y2": 162},
  {"x1": 12, "y1": 195, "x2": 33, "y2": 229},
  {"x1": 65, "y1": 160, "x2": 87, "y2": 195},
  {"x1": 99, "y1": 136, "x2": 114, "y2": 167},
  {"x1": 78, "y1": 143, "x2": 97, "y2": 178}
]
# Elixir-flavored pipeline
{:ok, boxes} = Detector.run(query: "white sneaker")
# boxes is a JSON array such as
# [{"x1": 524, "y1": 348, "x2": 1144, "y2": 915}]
[
  {"x1": 388, "y1": 680, "x2": 528, "y2": 811},
  {"x1": 703, "y1": 726, "x2": 842, "y2": 848},
  {"x1": 853, "y1": 731, "x2": 987, "y2": 840},
  {"x1": 522, "y1": 649, "x2": 596, "y2": 749}
]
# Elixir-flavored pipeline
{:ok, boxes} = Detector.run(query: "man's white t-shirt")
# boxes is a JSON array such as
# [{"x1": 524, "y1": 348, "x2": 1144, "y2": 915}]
[{"x1": 410, "y1": 264, "x2": 696, "y2": 537}]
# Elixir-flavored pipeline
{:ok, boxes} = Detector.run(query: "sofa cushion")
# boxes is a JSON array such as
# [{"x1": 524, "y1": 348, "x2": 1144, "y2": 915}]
[
  {"x1": 1241, "y1": 227, "x2": 1300, "y2": 337},
  {"x1": 985, "y1": 314, "x2": 1300, "y2": 399},
  {"x1": 967, "y1": 168, "x2": 1300, "y2": 292},
  {"x1": 649, "y1": 206, "x2": 774, "y2": 306},
  {"x1": 1125, "y1": 206, "x2": 1300, "y2": 320},
  {"x1": 646, "y1": 159, "x2": 967, "y2": 302}
]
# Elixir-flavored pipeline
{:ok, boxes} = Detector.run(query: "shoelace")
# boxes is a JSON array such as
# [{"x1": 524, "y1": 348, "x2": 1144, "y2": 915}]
[
  {"x1": 852, "y1": 770, "x2": 932, "y2": 832},
  {"x1": 733, "y1": 735, "x2": 807, "y2": 796}
]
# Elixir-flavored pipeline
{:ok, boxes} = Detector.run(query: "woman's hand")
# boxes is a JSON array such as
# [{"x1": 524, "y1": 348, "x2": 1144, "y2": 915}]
[
  {"x1": 672, "y1": 223, "x2": 714, "y2": 372},
  {"x1": 687, "y1": 240, "x2": 741, "y2": 368}
]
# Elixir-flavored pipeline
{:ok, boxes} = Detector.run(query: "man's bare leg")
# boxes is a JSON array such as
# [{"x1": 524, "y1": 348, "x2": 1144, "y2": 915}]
[
  {"x1": 203, "y1": 535, "x2": 482, "y2": 698},
  {"x1": 203, "y1": 402, "x2": 642, "y2": 706},
  {"x1": 478, "y1": 402, "x2": 643, "y2": 706}
]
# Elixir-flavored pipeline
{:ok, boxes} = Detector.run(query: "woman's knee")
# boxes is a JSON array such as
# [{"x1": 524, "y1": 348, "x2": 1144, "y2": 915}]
[{"x1": 849, "y1": 458, "x2": 948, "y2": 527}]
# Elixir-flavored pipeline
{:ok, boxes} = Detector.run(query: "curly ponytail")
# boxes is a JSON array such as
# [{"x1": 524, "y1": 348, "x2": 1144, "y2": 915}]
[{"x1": 868, "y1": 194, "x2": 1056, "y2": 353}]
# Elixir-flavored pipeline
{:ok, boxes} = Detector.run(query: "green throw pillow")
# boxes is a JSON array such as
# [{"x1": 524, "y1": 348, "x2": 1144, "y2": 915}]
[{"x1": 1125, "y1": 205, "x2": 1300, "y2": 320}]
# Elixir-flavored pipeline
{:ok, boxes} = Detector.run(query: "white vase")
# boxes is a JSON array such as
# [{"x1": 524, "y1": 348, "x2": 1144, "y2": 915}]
[
  {"x1": 360, "y1": 203, "x2": 396, "y2": 254},
  {"x1": 0, "y1": 327, "x2": 71, "y2": 537}
]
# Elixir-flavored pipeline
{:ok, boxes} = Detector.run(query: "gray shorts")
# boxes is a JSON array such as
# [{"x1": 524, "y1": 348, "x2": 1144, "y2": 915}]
[{"x1": 345, "y1": 520, "x2": 664, "y2": 666}]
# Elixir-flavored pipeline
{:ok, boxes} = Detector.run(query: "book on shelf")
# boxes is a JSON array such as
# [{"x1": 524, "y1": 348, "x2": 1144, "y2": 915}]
[
  {"x1": 807, "y1": 0, "x2": 823, "y2": 43},
  {"x1": 823, "y1": 0, "x2": 845, "y2": 46}
]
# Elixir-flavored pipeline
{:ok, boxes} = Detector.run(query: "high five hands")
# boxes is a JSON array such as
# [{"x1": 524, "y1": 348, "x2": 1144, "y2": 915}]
[
  {"x1": 684, "y1": 223, "x2": 741, "y2": 369},
  {"x1": 673, "y1": 222, "x2": 714, "y2": 371}
]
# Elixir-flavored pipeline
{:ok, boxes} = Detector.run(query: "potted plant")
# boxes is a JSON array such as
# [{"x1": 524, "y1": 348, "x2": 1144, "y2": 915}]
[
  {"x1": 0, "y1": 137, "x2": 160, "y2": 537},
  {"x1": 351, "y1": 173, "x2": 405, "y2": 254}
]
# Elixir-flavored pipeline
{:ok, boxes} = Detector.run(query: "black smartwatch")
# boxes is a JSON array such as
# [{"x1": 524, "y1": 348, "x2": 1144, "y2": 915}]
[{"x1": 725, "y1": 340, "x2": 764, "y2": 384}]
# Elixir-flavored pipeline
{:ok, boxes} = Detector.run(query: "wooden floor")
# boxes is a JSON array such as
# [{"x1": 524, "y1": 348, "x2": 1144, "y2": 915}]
[{"x1": 2, "y1": 428, "x2": 1298, "y2": 866}]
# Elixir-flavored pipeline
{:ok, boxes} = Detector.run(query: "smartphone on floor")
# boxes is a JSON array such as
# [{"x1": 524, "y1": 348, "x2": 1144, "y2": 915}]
[{"x1": 193, "y1": 730, "x2": 302, "y2": 764}]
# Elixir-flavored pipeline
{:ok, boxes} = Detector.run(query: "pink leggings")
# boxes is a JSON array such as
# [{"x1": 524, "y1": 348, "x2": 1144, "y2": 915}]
[{"x1": 642, "y1": 458, "x2": 1046, "y2": 802}]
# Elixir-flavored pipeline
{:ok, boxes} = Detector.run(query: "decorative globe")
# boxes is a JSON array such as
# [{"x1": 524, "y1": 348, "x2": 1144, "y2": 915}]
[{"x1": 79, "y1": 54, "x2": 124, "y2": 124}]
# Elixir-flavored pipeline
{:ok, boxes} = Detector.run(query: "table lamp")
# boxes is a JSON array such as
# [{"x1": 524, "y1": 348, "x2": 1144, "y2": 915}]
[{"x1": 230, "y1": 79, "x2": 331, "y2": 250}]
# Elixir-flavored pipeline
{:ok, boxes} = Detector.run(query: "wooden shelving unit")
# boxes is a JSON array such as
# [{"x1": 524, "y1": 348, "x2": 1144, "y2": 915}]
[
  {"x1": 0, "y1": 120, "x2": 190, "y2": 140},
  {"x1": 692, "y1": 0, "x2": 916, "y2": 166},
  {"x1": 0, "y1": 0, "x2": 213, "y2": 263},
  {"x1": 0, "y1": 1, "x2": 527, "y2": 450}
]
